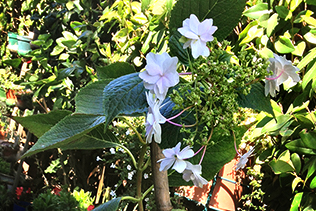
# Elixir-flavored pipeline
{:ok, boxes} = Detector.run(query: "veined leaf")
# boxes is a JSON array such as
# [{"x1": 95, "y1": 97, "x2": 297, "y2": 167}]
[
  {"x1": 169, "y1": 0, "x2": 246, "y2": 41},
  {"x1": 103, "y1": 73, "x2": 147, "y2": 126},
  {"x1": 13, "y1": 110, "x2": 72, "y2": 138},
  {"x1": 75, "y1": 80, "x2": 112, "y2": 115},
  {"x1": 22, "y1": 114, "x2": 106, "y2": 158},
  {"x1": 237, "y1": 83, "x2": 273, "y2": 115}
]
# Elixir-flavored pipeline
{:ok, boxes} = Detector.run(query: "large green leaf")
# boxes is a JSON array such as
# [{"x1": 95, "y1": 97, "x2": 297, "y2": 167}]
[
  {"x1": 103, "y1": 73, "x2": 147, "y2": 126},
  {"x1": 75, "y1": 80, "x2": 111, "y2": 115},
  {"x1": 13, "y1": 110, "x2": 72, "y2": 138},
  {"x1": 237, "y1": 83, "x2": 273, "y2": 115},
  {"x1": 169, "y1": 0, "x2": 246, "y2": 41},
  {"x1": 96, "y1": 62, "x2": 136, "y2": 80},
  {"x1": 22, "y1": 114, "x2": 106, "y2": 158},
  {"x1": 60, "y1": 125, "x2": 122, "y2": 150},
  {"x1": 93, "y1": 197, "x2": 121, "y2": 211},
  {"x1": 169, "y1": 31, "x2": 191, "y2": 66}
]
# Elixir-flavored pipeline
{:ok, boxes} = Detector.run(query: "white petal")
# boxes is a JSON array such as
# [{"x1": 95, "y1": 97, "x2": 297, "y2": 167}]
[
  {"x1": 178, "y1": 146, "x2": 194, "y2": 159},
  {"x1": 159, "y1": 158, "x2": 175, "y2": 171},
  {"x1": 172, "y1": 159, "x2": 187, "y2": 173},
  {"x1": 191, "y1": 39, "x2": 209, "y2": 59}
]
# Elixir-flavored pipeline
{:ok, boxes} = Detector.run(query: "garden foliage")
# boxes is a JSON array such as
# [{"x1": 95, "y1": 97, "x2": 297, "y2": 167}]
[{"x1": 1, "y1": 0, "x2": 316, "y2": 210}]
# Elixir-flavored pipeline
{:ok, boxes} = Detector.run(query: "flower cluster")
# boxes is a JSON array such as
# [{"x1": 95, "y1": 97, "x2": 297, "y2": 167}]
[
  {"x1": 139, "y1": 14, "x2": 218, "y2": 187},
  {"x1": 139, "y1": 52, "x2": 179, "y2": 143},
  {"x1": 158, "y1": 143, "x2": 208, "y2": 188},
  {"x1": 265, "y1": 53, "x2": 300, "y2": 97}
]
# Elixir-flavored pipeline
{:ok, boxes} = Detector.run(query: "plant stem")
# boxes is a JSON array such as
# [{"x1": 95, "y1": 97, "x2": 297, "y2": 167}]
[
  {"x1": 136, "y1": 145, "x2": 147, "y2": 211},
  {"x1": 151, "y1": 142, "x2": 173, "y2": 211}
]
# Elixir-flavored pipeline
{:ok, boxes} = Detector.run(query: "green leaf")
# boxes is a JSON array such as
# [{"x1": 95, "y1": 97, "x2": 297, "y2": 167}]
[
  {"x1": 13, "y1": 110, "x2": 72, "y2": 138},
  {"x1": 60, "y1": 125, "x2": 122, "y2": 150},
  {"x1": 306, "y1": 0, "x2": 316, "y2": 5},
  {"x1": 275, "y1": 36, "x2": 295, "y2": 53},
  {"x1": 297, "y1": 47, "x2": 316, "y2": 70},
  {"x1": 237, "y1": 83, "x2": 273, "y2": 115},
  {"x1": 96, "y1": 62, "x2": 136, "y2": 80},
  {"x1": 3, "y1": 58, "x2": 22, "y2": 68},
  {"x1": 0, "y1": 88, "x2": 6, "y2": 101},
  {"x1": 22, "y1": 114, "x2": 106, "y2": 158},
  {"x1": 292, "y1": 177, "x2": 303, "y2": 192},
  {"x1": 269, "y1": 150, "x2": 295, "y2": 174},
  {"x1": 286, "y1": 130, "x2": 316, "y2": 155},
  {"x1": 141, "y1": 0, "x2": 153, "y2": 12},
  {"x1": 93, "y1": 197, "x2": 121, "y2": 211},
  {"x1": 304, "y1": 32, "x2": 316, "y2": 44},
  {"x1": 290, "y1": 0, "x2": 303, "y2": 12},
  {"x1": 267, "y1": 13, "x2": 279, "y2": 37},
  {"x1": 302, "y1": 59, "x2": 316, "y2": 90},
  {"x1": 169, "y1": 0, "x2": 246, "y2": 41},
  {"x1": 103, "y1": 73, "x2": 147, "y2": 126},
  {"x1": 243, "y1": 3, "x2": 271, "y2": 19},
  {"x1": 310, "y1": 176, "x2": 316, "y2": 189},
  {"x1": 50, "y1": 45, "x2": 65, "y2": 56},
  {"x1": 290, "y1": 192, "x2": 303, "y2": 211},
  {"x1": 305, "y1": 157, "x2": 316, "y2": 181},
  {"x1": 291, "y1": 153, "x2": 301, "y2": 174},
  {"x1": 275, "y1": 6, "x2": 292, "y2": 20},
  {"x1": 292, "y1": 41, "x2": 306, "y2": 57},
  {"x1": 75, "y1": 80, "x2": 111, "y2": 115}
]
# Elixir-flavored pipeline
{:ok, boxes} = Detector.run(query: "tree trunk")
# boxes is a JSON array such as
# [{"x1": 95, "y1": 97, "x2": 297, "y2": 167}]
[{"x1": 151, "y1": 142, "x2": 173, "y2": 211}]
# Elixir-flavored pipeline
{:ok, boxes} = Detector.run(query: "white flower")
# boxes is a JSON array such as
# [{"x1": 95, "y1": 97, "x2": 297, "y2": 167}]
[
  {"x1": 139, "y1": 52, "x2": 179, "y2": 101},
  {"x1": 178, "y1": 14, "x2": 217, "y2": 59},
  {"x1": 182, "y1": 162, "x2": 208, "y2": 188},
  {"x1": 127, "y1": 165, "x2": 131, "y2": 171},
  {"x1": 128, "y1": 172, "x2": 134, "y2": 180},
  {"x1": 110, "y1": 163, "x2": 116, "y2": 168},
  {"x1": 110, "y1": 190, "x2": 116, "y2": 197},
  {"x1": 265, "y1": 53, "x2": 300, "y2": 97},
  {"x1": 158, "y1": 142, "x2": 194, "y2": 173},
  {"x1": 96, "y1": 156, "x2": 102, "y2": 161},
  {"x1": 145, "y1": 92, "x2": 166, "y2": 143},
  {"x1": 235, "y1": 146, "x2": 255, "y2": 171},
  {"x1": 144, "y1": 173, "x2": 149, "y2": 179},
  {"x1": 110, "y1": 148, "x2": 116, "y2": 154}
]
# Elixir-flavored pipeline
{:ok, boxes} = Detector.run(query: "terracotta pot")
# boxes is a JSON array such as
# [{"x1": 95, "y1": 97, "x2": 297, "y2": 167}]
[{"x1": 176, "y1": 155, "x2": 244, "y2": 210}]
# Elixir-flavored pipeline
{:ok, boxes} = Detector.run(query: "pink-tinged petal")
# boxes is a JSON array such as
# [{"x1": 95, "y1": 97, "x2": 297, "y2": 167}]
[
  {"x1": 178, "y1": 28, "x2": 199, "y2": 40},
  {"x1": 140, "y1": 72, "x2": 161, "y2": 84},
  {"x1": 198, "y1": 19, "x2": 213, "y2": 36},
  {"x1": 159, "y1": 158, "x2": 175, "y2": 171},
  {"x1": 161, "y1": 56, "x2": 178, "y2": 74},
  {"x1": 178, "y1": 146, "x2": 194, "y2": 159},
  {"x1": 172, "y1": 159, "x2": 187, "y2": 173}
]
